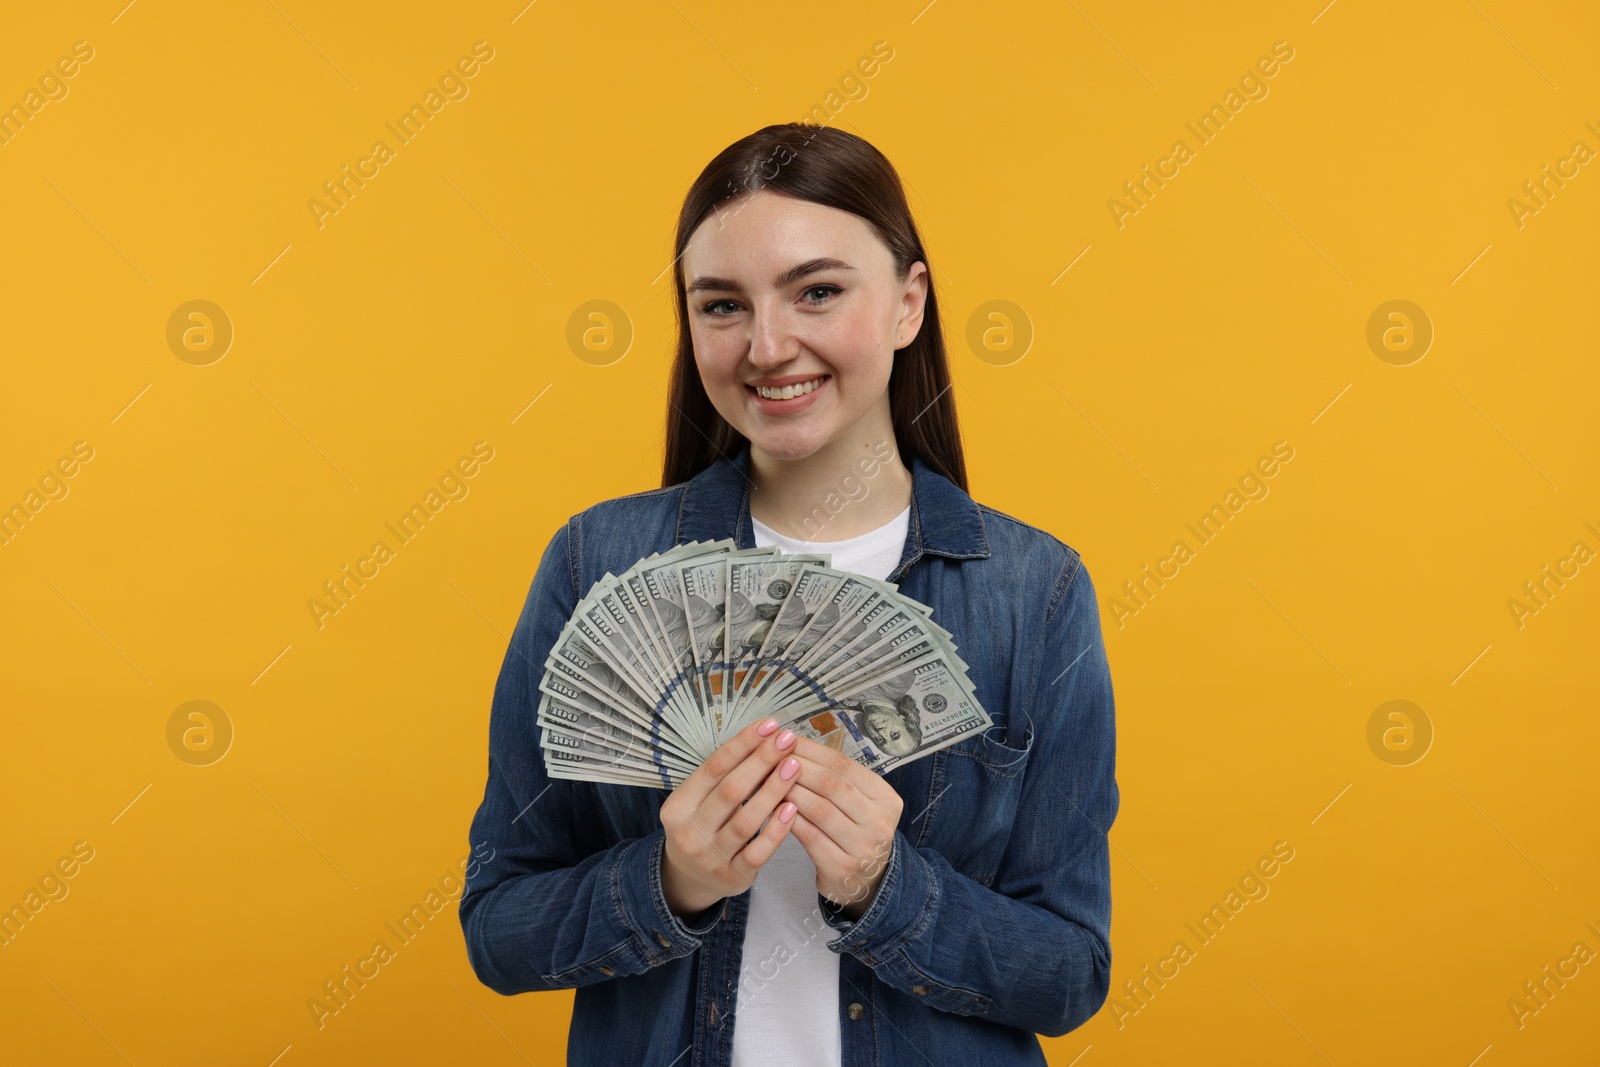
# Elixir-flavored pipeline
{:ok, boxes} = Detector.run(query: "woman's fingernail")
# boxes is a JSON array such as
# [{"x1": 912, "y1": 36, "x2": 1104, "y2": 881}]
[
  {"x1": 778, "y1": 802, "x2": 797, "y2": 822},
  {"x1": 775, "y1": 729, "x2": 795, "y2": 749},
  {"x1": 780, "y1": 757, "x2": 799, "y2": 780},
  {"x1": 756, "y1": 718, "x2": 779, "y2": 736}
]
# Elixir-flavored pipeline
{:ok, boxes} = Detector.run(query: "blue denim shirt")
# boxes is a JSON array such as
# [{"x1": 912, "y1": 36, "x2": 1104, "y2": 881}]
[{"x1": 460, "y1": 442, "x2": 1118, "y2": 1065}]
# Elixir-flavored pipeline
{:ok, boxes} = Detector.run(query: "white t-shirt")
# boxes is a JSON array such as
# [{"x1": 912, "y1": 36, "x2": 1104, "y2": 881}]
[{"x1": 732, "y1": 503, "x2": 911, "y2": 1066}]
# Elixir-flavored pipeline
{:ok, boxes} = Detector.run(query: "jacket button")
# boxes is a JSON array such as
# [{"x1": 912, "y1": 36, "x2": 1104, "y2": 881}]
[
  {"x1": 598, "y1": 965, "x2": 616, "y2": 976},
  {"x1": 847, "y1": 1002, "x2": 865, "y2": 1020},
  {"x1": 912, "y1": 984, "x2": 929, "y2": 996},
  {"x1": 655, "y1": 931, "x2": 672, "y2": 947}
]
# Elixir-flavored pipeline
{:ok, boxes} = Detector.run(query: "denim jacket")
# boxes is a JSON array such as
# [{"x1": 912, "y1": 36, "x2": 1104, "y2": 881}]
[{"x1": 460, "y1": 442, "x2": 1118, "y2": 1065}]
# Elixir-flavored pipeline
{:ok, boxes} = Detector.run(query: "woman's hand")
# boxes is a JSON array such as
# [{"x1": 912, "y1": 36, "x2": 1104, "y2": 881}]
[
  {"x1": 783, "y1": 735, "x2": 904, "y2": 921},
  {"x1": 658, "y1": 717, "x2": 802, "y2": 918}
]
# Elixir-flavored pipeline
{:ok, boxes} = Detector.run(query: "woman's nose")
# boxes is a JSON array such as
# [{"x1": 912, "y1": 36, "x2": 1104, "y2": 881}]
[{"x1": 746, "y1": 307, "x2": 797, "y2": 367}]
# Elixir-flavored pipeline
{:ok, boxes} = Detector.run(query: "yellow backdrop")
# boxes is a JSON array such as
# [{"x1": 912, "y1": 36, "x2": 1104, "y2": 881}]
[{"x1": 2, "y1": 1, "x2": 1596, "y2": 1064}]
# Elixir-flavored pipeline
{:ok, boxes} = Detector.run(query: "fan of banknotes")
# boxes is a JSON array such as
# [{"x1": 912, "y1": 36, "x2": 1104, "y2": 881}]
[{"x1": 537, "y1": 538, "x2": 992, "y2": 789}]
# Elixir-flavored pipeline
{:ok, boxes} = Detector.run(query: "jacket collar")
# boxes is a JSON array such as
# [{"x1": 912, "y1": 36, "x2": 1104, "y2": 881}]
[{"x1": 674, "y1": 442, "x2": 990, "y2": 578}]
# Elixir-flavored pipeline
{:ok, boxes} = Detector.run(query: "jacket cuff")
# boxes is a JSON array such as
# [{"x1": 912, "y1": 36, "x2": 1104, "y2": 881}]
[
  {"x1": 821, "y1": 828, "x2": 937, "y2": 961},
  {"x1": 615, "y1": 827, "x2": 721, "y2": 964}
]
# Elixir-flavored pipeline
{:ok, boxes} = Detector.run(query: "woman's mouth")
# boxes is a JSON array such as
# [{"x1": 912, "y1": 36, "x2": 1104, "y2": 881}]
[{"x1": 745, "y1": 374, "x2": 831, "y2": 414}]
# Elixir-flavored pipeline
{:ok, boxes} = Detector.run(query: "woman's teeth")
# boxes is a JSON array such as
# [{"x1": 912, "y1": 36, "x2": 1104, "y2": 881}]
[{"x1": 754, "y1": 376, "x2": 827, "y2": 400}]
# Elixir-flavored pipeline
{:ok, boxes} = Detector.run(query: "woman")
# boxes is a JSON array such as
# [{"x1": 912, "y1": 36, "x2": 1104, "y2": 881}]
[{"x1": 460, "y1": 123, "x2": 1118, "y2": 1066}]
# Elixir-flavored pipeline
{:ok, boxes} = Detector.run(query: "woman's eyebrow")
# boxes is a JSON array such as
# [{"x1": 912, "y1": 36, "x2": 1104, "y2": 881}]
[{"x1": 687, "y1": 257, "x2": 857, "y2": 294}]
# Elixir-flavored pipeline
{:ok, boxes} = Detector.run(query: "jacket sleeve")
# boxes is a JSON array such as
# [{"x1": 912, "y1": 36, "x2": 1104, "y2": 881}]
[
  {"x1": 459, "y1": 518, "x2": 721, "y2": 995},
  {"x1": 818, "y1": 555, "x2": 1118, "y2": 1037}
]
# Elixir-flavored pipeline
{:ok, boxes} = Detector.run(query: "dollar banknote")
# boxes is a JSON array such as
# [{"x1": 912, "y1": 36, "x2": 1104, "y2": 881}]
[{"x1": 535, "y1": 540, "x2": 991, "y2": 788}]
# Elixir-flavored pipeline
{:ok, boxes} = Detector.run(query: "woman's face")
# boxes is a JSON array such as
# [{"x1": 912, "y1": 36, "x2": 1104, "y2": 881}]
[{"x1": 682, "y1": 189, "x2": 927, "y2": 464}]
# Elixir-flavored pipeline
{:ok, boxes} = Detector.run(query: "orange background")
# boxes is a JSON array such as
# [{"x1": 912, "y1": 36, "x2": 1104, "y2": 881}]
[{"x1": 2, "y1": 1, "x2": 1596, "y2": 1064}]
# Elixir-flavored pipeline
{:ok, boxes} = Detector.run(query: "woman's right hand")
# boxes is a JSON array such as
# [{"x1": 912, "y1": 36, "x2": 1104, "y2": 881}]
[{"x1": 659, "y1": 716, "x2": 801, "y2": 918}]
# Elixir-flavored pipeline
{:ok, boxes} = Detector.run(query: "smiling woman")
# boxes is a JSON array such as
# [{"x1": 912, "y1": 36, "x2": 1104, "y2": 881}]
[
  {"x1": 679, "y1": 197, "x2": 929, "y2": 536},
  {"x1": 666, "y1": 128, "x2": 962, "y2": 524},
  {"x1": 461, "y1": 123, "x2": 1120, "y2": 1067}
]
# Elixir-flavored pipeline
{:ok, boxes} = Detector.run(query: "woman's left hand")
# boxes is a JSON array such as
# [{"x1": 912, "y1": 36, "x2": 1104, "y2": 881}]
[{"x1": 783, "y1": 733, "x2": 905, "y2": 920}]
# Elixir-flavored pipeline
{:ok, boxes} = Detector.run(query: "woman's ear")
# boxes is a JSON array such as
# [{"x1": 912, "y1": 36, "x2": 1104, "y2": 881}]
[{"x1": 894, "y1": 262, "x2": 929, "y2": 350}]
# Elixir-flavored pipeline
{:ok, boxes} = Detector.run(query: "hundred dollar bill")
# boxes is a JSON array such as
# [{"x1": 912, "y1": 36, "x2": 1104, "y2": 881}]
[
  {"x1": 724, "y1": 564, "x2": 844, "y2": 730},
  {"x1": 680, "y1": 547, "x2": 779, "y2": 739},
  {"x1": 540, "y1": 730, "x2": 693, "y2": 783},
  {"x1": 583, "y1": 580, "x2": 670, "y2": 706},
  {"x1": 545, "y1": 744, "x2": 681, "y2": 788},
  {"x1": 576, "y1": 583, "x2": 706, "y2": 758},
  {"x1": 719, "y1": 552, "x2": 828, "y2": 743},
  {"x1": 715, "y1": 547, "x2": 785, "y2": 737},
  {"x1": 758, "y1": 589, "x2": 898, "y2": 708},
  {"x1": 802, "y1": 607, "x2": 976, "y2": 706},
  {"x1": 612, "y1": 570, "x2": 696, "y2": 743},
  {"x1": 536, "y1": 541, "x2": 991, "y2": 788},
  {"x1": 741, "y1": 570, "x2": 884, "y2": 712},
  {"x1": 799, "y1": 602, "x2": 930, "y2": 691},
  {"x1": 778, "y1": 657, "x2": 992, "y2": 774},
  {"x1": 678, "y1": 555, "x2": 730, "y2": 743},
  {"x1": 541, "y1": 628, "x2": 700, "y2": 766},
  {"x1": 538, "y1": 699, "x2": 694, "y2": 779},
  {"x1": 538, "y1": 673, "x2": 701, "y2": 769},
  {"x1": 631, "y1": 541, "x2": 736, "y2": 752}
]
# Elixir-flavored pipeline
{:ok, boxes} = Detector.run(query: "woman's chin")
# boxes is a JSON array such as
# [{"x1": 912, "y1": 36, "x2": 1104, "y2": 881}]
[{"x1": 745, "y1": 427, "x2": 832, "y2": 464}]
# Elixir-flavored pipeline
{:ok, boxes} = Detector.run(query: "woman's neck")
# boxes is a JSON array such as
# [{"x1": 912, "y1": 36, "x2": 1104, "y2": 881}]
[{"x1": 747, "y1": 433, "x2": 912, "y2": 543}]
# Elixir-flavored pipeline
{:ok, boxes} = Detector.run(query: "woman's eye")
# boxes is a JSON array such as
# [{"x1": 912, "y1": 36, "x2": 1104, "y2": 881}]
[{"x1": 700, "y1": 287, "x2": 838, "y2": 316}]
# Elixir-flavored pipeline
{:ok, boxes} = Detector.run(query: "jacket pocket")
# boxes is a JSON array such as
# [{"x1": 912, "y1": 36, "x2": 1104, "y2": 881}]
[
  {"x1": 948, "y1": 724, "x2": 1033, "y2": 777},
  {"x1": 924, "y1": 725, "x2": 1033, "y2": 886}
]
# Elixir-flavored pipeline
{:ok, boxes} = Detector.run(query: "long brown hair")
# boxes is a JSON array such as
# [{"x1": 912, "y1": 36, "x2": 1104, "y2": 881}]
[{"x1": 660, "y1": 123, "x2": 967, "y2": 492}]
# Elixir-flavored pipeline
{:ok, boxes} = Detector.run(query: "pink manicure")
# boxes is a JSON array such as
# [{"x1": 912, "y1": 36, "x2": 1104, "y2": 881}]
[
  {"x1": 778, "y1": 802, "x2": 797, "y2": 822},
  {"x1": 780, "y1": 757, "x2": 799, "y2": 780},
  {"x1": 775, "y1": 729, "x2": 795, "y2": 749},
  {"x1": 756, "y1": 718, "x2": 779, "y2": 736}
]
